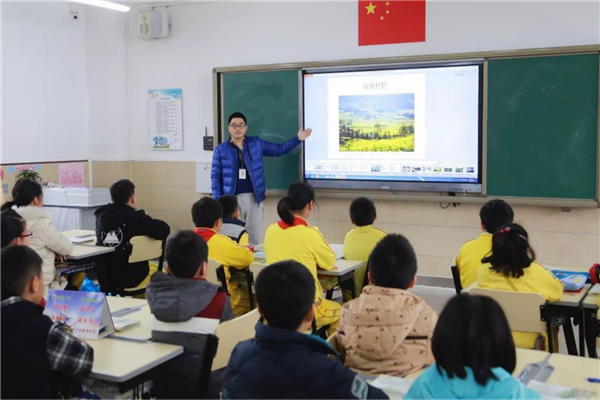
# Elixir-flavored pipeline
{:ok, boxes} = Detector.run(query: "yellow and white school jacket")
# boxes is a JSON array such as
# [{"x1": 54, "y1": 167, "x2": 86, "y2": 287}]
[
  {"x1": 477, "y1": 261, "x2": 563, "y2": 349},
  {"x1": 456, "y1": 233, "x2": 492, "y2": 288},
  {"x1": 343, "y1": 225, "x2": 387, "y2": 262},
  {"x1": 194, "y1": 228, "x2": 254, "y2": 314},
  {"x1": 264, "y1": 216, "x2": 336, "y2": 302}
]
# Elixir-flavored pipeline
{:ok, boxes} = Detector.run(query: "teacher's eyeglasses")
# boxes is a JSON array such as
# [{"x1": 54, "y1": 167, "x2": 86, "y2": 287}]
[
  {"x1": 229, "y1": 123, "x2": 246, "y2": 130},
  {"x1": 21, "y1": 231, "x2": 33, "y2": 238}
]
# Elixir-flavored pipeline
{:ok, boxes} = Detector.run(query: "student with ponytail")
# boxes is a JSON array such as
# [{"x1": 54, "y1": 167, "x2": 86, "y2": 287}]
[
  {"x1": 1, "y1": 179, "x2": 73, "y2": 291},
  {"x1": 263, "y1": 182, "x2": 340, "y2": 334},
  {"x1": 477, "y1": 223, "x2": 563, "y2": 349}
]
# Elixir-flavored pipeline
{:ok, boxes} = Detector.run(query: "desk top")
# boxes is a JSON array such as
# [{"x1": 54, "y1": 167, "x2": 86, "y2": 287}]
[
  {"x1": 106, "y1": 297, "x2": 152, "y2": 342},
  {"x1": 319, "y1": 259, "x2": 365, "y2": 277},
  {"x1": 407, "y1": 349, "x2": 597, "y2": 391},
  {"x1": 86, "y1": 338, "x2": 182, "y2": 383},
  {"x1": 546, "y1": 353, "x2": 600, "y2": 391},
  {"x1": 62, "y1": 229, "x2": 115, "y2": 260},
  {"x1": 62, "y1": 230, "x2": 96, "y2": 239}
]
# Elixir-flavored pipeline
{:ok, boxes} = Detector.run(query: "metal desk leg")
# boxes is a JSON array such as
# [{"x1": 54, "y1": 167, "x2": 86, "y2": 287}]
[
  {"x1": 245, "y1": 270, "x2": 255, "y2": 310},
  {"x1": 546, "y1": 321, "x2": 554, "y2": 353},
  {"x1": 585, "y1": 308, "x2": 598, "y2": 358},
  {"x1": 562, "y1": 318, "x2": 579, "y2": 356}
]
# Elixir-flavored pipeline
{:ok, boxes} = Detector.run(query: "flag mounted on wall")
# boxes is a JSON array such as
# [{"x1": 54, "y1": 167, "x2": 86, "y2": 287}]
[{"x1": 358, "y1": 0, "x2": 426, "y2": 46}]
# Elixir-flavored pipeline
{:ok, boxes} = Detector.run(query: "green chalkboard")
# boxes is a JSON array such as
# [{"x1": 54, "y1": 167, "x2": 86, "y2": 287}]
[
  {"x1": 222, "y1": 70, "x2": 300, "y2": 190},
  {"x1": 487, "y1": 54, "x2": 599, "y2": 199}
]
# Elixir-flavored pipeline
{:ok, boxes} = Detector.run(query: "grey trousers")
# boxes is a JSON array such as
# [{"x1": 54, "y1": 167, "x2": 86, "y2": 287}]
[{"x1": 236, "y1": 193, "x2": 264, "y2": 246}]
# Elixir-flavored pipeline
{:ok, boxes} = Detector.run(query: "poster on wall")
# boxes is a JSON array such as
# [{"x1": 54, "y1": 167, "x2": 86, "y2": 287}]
[{"x1": 149, "y1": 88, "x2": 183, "y2": 150}]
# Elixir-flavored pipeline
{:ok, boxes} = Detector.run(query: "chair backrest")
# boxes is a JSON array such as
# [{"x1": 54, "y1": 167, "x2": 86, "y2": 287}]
[
  {"x1": 470, "y1": 287, "x2": 546, "y2": 333},
  {"x1": 450, "y1": 265, "x2": 462, "y2": 295},
  {"x1": 327, "y1": 332, "x2": 340, "y2": 353},
  {"x1": 198, "y1": 334, "x2": 219, "y2": 398},
  {"x1": 212, "y1": 309, "x2": 259, "y2": 371},
  {"x1": 129, "y1": 236, "x2": 164, "y2": 263},
  {"x1": 205, "y1": 259, "x2": 220, "y2": 286}
]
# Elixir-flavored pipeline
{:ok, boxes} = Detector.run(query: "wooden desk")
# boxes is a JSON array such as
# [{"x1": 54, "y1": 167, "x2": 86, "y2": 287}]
[
  {"x1": 547, "y1": 353, "x2": 600, "y2": 391},
  {"x1": 106, "y1": 297, "x2": 152, "y2": 342},
  {"x1": 319, "y1": 259, "x2": 364, "y2": 277},
  {"x1": 62, "y1": 229, "x2": 115, "y2": 261},
  {"x1": 86, "y1": 338, "x2": 182, "y2": 383}
]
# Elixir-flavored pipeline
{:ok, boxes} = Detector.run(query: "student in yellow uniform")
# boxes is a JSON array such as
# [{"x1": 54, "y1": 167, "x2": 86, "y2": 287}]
[
  {"x1": 456, "y1": 199, "x2": 514, "y2": 288},
  {"x1": 477, "y1": 223, "x2": 563, "y2": 350},
  {"x1": 192, "y1": 197, "x2": 254, "y2": 316},
  {"x1": 343, "y1": 197, "x2": 387, "y2": 300},
  {"x1": 263, "y1": 182, "x2": 339, "y2": 335}
]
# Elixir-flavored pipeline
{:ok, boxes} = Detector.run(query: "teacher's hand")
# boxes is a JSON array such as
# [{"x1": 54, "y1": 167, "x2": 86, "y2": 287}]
[{"x1": 297, "y1": 128, "x2": 312, "y2": 141}]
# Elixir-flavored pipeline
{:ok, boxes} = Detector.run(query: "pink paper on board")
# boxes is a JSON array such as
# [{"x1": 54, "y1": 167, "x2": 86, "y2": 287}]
[{"x1": 59, "y1": 163, "x2": 85, "y2": 187}]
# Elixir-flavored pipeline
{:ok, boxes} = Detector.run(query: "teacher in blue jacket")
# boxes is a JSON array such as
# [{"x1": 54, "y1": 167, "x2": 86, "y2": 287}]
[{"x1": 211, "y1": 112, "x2": 312, "y2": 245}]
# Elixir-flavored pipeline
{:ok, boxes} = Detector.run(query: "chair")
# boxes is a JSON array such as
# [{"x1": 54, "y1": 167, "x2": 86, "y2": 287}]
[
  {"x1": 118, "y1": 236, "x2": 166, "y2": 297},
  {"x1": 205, "y1": 259, "x2": 221, "y2": 286},
  {"x1": 450, "y1": 265, "x2": 462, "y2": 295},
  {"x1": 212, "y1": 309, "x2": 260, "y2": 371},
  {"x1": 469, "y1": 287, "x2": 553, "y2": 351},
  {"x1": 198, "y1": 334, "x2": 219, "y2": 399},
  {"x1": 327, "y1": 333, "x2": 340, "y2": 354}
]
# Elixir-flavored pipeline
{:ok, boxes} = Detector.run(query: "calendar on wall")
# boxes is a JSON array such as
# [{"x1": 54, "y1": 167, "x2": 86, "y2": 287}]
[{"x1": 149, "y1": 88, "x2": 183, "y2": 150}]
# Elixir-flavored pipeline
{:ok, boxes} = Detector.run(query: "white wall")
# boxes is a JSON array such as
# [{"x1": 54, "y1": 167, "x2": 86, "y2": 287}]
[
  {"x1": 124, "y1": 1, "x2": 600, "y2": 162},
  {"x1": 86, "y1": 8, "x2": 129, "y2": 161},
  {"x1": 2, "y1": 2, "x2": 89, "y2": 164}
]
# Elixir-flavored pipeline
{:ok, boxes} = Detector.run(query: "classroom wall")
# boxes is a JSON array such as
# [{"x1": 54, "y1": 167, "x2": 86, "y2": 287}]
[
  {"x1": 2, "y1": 2, "x2": 89, "y2": 164},
  {"x1": 122, "y1": 1, "x2": 600, "y2": 162}
]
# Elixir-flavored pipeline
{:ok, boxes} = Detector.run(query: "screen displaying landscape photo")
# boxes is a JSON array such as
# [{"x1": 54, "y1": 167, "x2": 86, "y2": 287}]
[{"x1": 338, "y1": 93, "x2": 415, "y2": 152}]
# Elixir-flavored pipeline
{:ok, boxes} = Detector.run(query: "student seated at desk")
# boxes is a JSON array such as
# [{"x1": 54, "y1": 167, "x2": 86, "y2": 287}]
[
  {"x1": 343, "y1": 197, "x2": 387, "y2": 299},
  {"x1": 1, "y1": 179, "x2": 73, "y2": 291},
  {"x1": 264, "y1": 182, "x2": 339, "y2": 335},
  {"x1": 218, "y1": 195, "x2": 249, "y2": 244},
  {"x1": 1, "y1": 246, "x2": 94, "y2": 399},
  {"x1": 95, "y1": 179, "x2": 170, "y2": 291},
  {"x1": 456, "y1": 199, "x2": 514, "y2": 288},
  {"x1": 1, "y1": 209, "x2": 31, "y2": 248},
  {"x1": 336, "y1": 234, "x2": 437, "y2": 377},
  {"x1": 147, "y1": 231, "x2": 234, "y2": 399},
  {"x1": 478, "y1": 223, "x2": 563, "y2": 350},
  {"x1": 192, "y1": 197, "x2": 254, "y2": 316},
  {"x1": 222, "y1": 261, "x2": 388, "y2": 400},
  {"x1": 405, "y1": 295, "x2": 541, "y2": 399}
]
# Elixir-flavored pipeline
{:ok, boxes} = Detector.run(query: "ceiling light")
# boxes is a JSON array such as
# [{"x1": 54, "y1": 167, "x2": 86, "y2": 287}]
[{"x1": 71, "y1": 0, "x2": 130, "y2": 12}]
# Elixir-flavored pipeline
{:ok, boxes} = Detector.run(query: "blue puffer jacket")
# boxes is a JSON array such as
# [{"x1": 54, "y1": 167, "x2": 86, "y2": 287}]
[
  {"x1": 222, "y1": 323, "x2": 389, "y2": 399},
  {"x1": 211, "y1": 135, "x2": 301, "y2": 204}
]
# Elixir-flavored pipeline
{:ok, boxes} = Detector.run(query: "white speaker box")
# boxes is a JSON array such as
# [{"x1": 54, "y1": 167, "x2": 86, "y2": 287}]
[{"x1": 138, "y1": 7, "x2": 169, "y2": 39}]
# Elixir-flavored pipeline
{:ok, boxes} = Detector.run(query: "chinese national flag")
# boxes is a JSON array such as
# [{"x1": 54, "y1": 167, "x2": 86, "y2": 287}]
[{"x1": 358, "y1": 0, "x2": 426, "y2": 46}]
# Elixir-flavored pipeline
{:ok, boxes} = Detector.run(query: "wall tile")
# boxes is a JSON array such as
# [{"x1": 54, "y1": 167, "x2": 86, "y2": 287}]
[
  {"x1": 131, "y1": 161, "x2": 145, "y2": 186},
  {"x1": 144, "y1": 162, "x2": 195, "y2": 188},
  {"x1": 145, "y1": 187, "x2": 187, "y2": 213}
]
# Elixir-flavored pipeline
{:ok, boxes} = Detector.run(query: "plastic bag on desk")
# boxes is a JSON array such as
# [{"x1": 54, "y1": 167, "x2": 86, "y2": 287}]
[{"x1": 80, "y1": 277, "x2": 101, "y2": 293}]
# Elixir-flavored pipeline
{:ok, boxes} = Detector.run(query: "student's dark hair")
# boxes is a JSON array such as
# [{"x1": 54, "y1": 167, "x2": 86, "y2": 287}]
[
  {"x1": 433, "y1": 294, "x2": 516, "y2": 386},
  {"x1": 349, "y1": 197, "x2": 377, "y2": 227},
  {"x1": 0, "y1": 179, "x2": 43, "y2": 212},
  {"x1": 166, "y1": 230, "x2": 208, "y2": 279},
  {"x1": 481, "y1": 223, "x2": 535, "y2": 279},
  {"x1": 110, "y1": 179, "x2": 136, "y2": 205},
  {"x1": 191, "y1": 197, "x2": 223, "y2": 228},
  {"x1": 1, "y1": 211, "x2": 26, "y2": 248},
  {"x1": 1, "y1": 246, "x2": 43, "y2": 299},
  {"x1": 255, "y1": 260, "x2": 315, "y2": 330},
  {"x1": 277, "y1": 182, "x2": 315, "y2": 225},
  {"x1": 369, "y1": 234, "x2": 417, "y2": 290},
  {"x1": 228, "y1": 112, "x2": 247, "y2": 125},
  {"x1": 479, "y1": 199, "x2": 514, "y2": 234},
  {"x1": 218, "y1": 195, "x2": 238, "y2": 219}
]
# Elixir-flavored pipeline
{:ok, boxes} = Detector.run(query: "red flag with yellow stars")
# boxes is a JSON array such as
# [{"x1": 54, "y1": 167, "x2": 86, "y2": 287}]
[{"x1": 358, "y1": 0, "x2": 426, "y2": 46}]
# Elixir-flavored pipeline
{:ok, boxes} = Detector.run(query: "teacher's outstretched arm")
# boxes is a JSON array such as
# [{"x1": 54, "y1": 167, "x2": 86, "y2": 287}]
[
  {"x1": 261, "y1": 129, "x2": 312, "y2": 157},
  {"x1": 211, "y1": 146, "x2": 224, "y2": 199}
]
